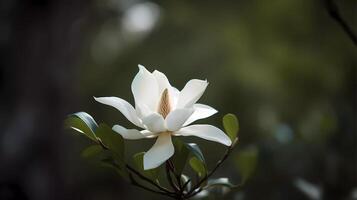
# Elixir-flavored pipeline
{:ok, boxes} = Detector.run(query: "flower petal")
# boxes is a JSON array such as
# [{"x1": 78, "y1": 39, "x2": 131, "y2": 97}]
[
  {"x1": 153, "y1": 70, "x2": 171, "y2": 94},
  {"x1": 135, "y1": 103, "x2": 154, "y2": 119},
  {"x1": 112, "y1": 125, "x2": 147, "y2": 140},
  {"x1": 140, "y1": 130, "x2": 159, "y2": 138},
  {"x1": 94, "y1": 97, "x2": 142, "y2": 128},
  {"x1": 153, "y1": 70, "x2": 179, "y2": 108},
  {"x1": 183, "y1": 104, "x2": 217, "y2": 126},
  {"x1": 131, "y1": 65, "x2": 159, "y2": 111},
  {"x1": 143, "y1": 133, "x2": 174, "y2": 170},
  {"x1": 142, "y1": 113, "x2": 166, "y2": 133},
  {"x1": 176, "y1": 79, "x2": 208, "y2": 108},
  {"x1": 175, "y1": 124, "x2": 232, "y2": 146},
  {"x1": 166, "y1": 108, "x2": 194, "y2": 131}
]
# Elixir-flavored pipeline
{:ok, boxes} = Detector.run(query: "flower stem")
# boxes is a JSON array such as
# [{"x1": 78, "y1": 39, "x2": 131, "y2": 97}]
[
  {"x1": 126, "y1": 164, "x2": 175, "y2": 195},
  {"x1": 166, "y1": 161, "x2": 180, "y2": 193},
  {"x1": 94, "y1": 136, "x2": 176, "y2": 196},
  {"x1": 185, "y1": 138, "x2": 239, "y2": 198},
  {"x1": 128, "y1": 173, "x2": 176, "y2": 198}
]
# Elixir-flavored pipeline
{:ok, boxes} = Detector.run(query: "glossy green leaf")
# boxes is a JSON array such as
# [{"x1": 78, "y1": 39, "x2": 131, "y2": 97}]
[
  {"x1": 172, "y1": 139, "x2": 190, "y2": 175},
  {"x1": 133, "y1": 152, "x2": 159, "y2": 181},
  {"x1": 71, "y1": 112, "x2": 98, "y2": 133},
  {"x1": 81, "y1": 145, "x2": 103, "y2": 158},
  {"x1": 65, "y1": 112, "x2": 98, "y2": 141},
  {"x1": 223, "y1": 113, "x2": 239, "y2": 142},
  {"x1": 95, "y1": 123, "x2": 125, "y2": 160},
  {"x1": 205, "y1": 178, "x2": 237, "y2": 189},
  {"x1": 185, "y1": 143, "x2": 205, "y2": 163},
  {"x1": 235, "y1": 146, "x2": 258, "y2": 183},
  {"x1": 189, "y1": 157, "x2": 207, "y2": 177},
  {"x1": 180, "y1": 174, "x2": 191, "y2": 191}
]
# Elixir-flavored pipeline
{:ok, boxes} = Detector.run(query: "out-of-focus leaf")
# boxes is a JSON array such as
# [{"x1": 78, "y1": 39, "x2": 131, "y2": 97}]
[
  {"x1": 65, "y1": 112, "x2": 98, "y2": 141},
  {"x1": 101, "y1": 158, "x2": 129, "y2": 180},
  {"x1": 95, "y1": 123, "x2": 124, "y2": 160},
  {"x1": 223, "y1": 113, "x2": 239, "y2": 142},
  {"x1": 189, "y1": 157, "x2": 206, "y2": 177},
  {"x1": 205, "y1": 178, "x2": 237, "y2": 189},
  {"x1": 293, "y1": 178, "x2": 322, "y2": 200},
  {"x1": 133, "y1": 152, "x2": 159, "y2": 181},
  {"x1": 294, "y1": 178, "x2": 321, "y2": 200},
  {"x1": 81, "y1": 145, "x2": 103, "y2": 158},
  {"x1": 193, "y1": 190, "x2": 210, "y2": 199},
  {"x1": 235, "y1": 146, "x2": 258, "y2": 183},
  {"x1": 203, "y1": 178, "x2": 236, "y2": 197},
  {"x1": 185, "y1": 143, "x2": 205, "y2": 163},
  {"x1": 172, "y1": 139, "x2": 190, "y2": 175}
]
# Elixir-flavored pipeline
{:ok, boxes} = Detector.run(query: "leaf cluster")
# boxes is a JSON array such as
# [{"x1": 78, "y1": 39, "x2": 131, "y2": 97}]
[{"x1": 65, "y1": 112, "x2": 254, "y2": 199}]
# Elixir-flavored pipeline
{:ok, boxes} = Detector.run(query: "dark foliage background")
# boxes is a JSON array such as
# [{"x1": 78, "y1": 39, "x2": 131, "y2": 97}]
[{"x1": 0, "y1": 0, "x2": 356, "y2": 200}]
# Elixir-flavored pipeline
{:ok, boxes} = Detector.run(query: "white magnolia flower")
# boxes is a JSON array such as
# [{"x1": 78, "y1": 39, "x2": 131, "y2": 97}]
[{"x1": 95, "y1": 65, "x2": 231, "y2": 170}]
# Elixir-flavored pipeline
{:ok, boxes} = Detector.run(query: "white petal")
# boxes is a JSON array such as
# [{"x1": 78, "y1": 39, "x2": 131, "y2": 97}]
[
  {"x1": 176, "y1": 79, "x2": 208, "y2": 108},
  {"x1": 153, "y1": 70, "x2": 171, "y2": 94},
  {"x1": 175, "y1": 125, "x2": 232, "y2": 146},
  {"x1": 140, "y1": 130, "x2": 159, "y2": 138},
  {"x1": 135, "y1": 103, "x2": 154, "y2": 119},
  {"x1": 166, "y1": 108, "x2": 194, "y2": 131},
  {"x1": 112, "y1": 125, "x2": 146, "y2": 140},
  {"x1": 183, "y1": 104, "x2": 217, "y2": 126},
  {"x1": 131, "y1": 65, "x2": 159, "y2": 111},
  {"x1": 153, "y1": 70, "x2": 179, "y2": 108},
  {"x1": 142, "y1": 113, "x2": 166, "y2": 133},
  {"x1": 170, "y1": 87, "x2": 180, "y2": 108},
  {"x1": 94, "y1": 97, "x2": 142, "y2": 128},
  {"x1": 143, "y1": 133, "x2": 174, "y2": 170}
]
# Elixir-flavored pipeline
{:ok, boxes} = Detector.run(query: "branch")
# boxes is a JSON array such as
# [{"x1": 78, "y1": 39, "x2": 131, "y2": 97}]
[
  {"x1": 325, "y1": 0, "x2": 357, "y2": 46},
  {"x1": 185, "y1": 138, "x2": 239, "y2": 198},
  {"x1": 126, "y1": 164, "x2": 175, "y2": 195},
  {"x1": 165, "y1": 162, "x2": 180, "y2": 193},
  {"x1": 94, "y1": 137, "x2": 176, "y2": 196},
  {"x1": 179, "y1": 178, "x2": 191, "y2": 197},
  {"x1": 128, "y1": 173, "x2": 175, "y2": 198}
]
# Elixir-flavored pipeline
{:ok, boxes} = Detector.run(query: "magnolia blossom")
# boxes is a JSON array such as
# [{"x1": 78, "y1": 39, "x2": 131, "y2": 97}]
[{"x1": 95, "y1": 65, "x2": 231, "y2": 170}]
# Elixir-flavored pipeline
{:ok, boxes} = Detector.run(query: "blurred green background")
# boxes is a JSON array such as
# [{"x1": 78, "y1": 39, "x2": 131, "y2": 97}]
[{"x1": 0, "y1": 0, "x2": 356, "y2": 200}]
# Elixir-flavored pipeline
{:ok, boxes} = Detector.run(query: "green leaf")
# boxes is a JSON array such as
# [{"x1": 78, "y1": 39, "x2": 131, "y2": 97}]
[
  {"x1": 65, "y1": 112, "x2": 98, "y2": 141},
  {"x1": 235, "y1": 146, "x2": 258, "y2": 183},
  {"x1": 95, "y1": 123, "x2": 125, "y2": 160},
  {"x1": 186, "y1": 143, "x2": 207, "y2": 177},
  {"x1": 223, "y1": 113, "x2": 239, "y2": 142},
  {"x1": 71, "y1": 112, "x2": 98, "y2": 133},
  {"x1": 101, "y1": 158, "x2": 129, "y2": 180},
  {"x1": 172, "y1": 139, "x2": 190, "y2": 175},
  {"x1": 189, "y1": 157, "x2": 207, "y2": 177},
  {"x1": 133, "y1": 152, "x2": 159, "y2": 181},
  {"x1": 185, "y1": 143, "x2": 205, "y2": 163},
  {"x1": 180, "y1": 174, "x2": 191, "y2": 191},
  {"x1": 81, "y1": 145, "x2": 103, "y2": 158},
  {"x1": 205, "y1": 178, "x2": 237, "y2": 189}
]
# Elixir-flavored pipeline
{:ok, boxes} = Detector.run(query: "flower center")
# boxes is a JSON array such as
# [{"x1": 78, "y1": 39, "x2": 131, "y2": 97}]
[{"x1": 158, "y1": 88, "x2": 171, "y2": 118}]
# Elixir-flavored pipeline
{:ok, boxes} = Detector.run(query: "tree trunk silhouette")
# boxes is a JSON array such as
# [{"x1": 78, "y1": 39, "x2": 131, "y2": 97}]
[{"x1": 0, "y1": 0, "x2": 89, "y2": 199}]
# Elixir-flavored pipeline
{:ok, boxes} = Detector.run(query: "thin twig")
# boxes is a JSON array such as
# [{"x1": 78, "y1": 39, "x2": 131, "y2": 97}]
[
  {"x1": 166, "y1": 162, "x2": 180, "y2": 193},
  {"x1": 168, "y1": 159, "x2": 183, "y2": 189},
  {"x1": 129, "y1": 173, "x2": 175, "y2": 198},
  {"x1": 181, "y1": 178, "x2": 191, "y2": 191},
  {"x1": 325, "y1": 0, "x2": 357, "y2": 46},
  {"x1": 179, "y1": 178, "x2": 191, "y2": 198},
  {"x1": 185, "y1": 138, "x2": 239, "y2": 198},
  {"x1": 94, "y1": 137, "x2": 175, "y2": 196},
  {"x1": 126, "y1": 164, "x2": 175, "y2": 195}
]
